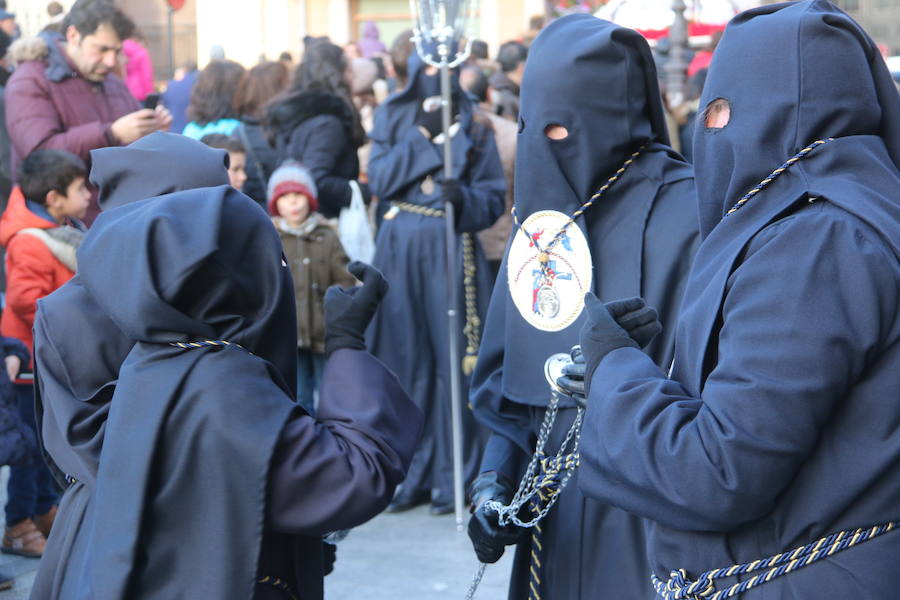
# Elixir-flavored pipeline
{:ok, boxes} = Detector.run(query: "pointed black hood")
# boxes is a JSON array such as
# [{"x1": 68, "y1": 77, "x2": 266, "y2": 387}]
[
  {"x1": 90, "y1": 132, "x2": 230, "y2": 211},
  {"x1": 692, "y1": 0, "x2": 900, "y2": 238},
  {"x1": 78, "y1": 186, "x2": 297, "y2": 375},
  {"x1": 515, "y1": 14, "x2": 669, "y2": 216}
]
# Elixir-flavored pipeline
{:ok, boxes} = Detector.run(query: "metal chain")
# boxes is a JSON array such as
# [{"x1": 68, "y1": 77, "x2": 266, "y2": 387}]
[
  {"x1": 466, "y1": 393, "x2": 583, "y2": 599},
  {"x1": 483, "y1": 392, "x2": 583, "y2": 528},
  {"x1": 464, "y1": 563, "x2": 488, "y2": 600}
]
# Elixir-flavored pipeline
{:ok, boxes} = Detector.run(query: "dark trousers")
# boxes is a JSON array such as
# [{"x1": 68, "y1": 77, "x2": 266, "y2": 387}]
[
  {"x1": 6, "y1": 384, "x2": 58, "y2": 526},
  {"x1": 297, "y1": 349, "x2": 325, "y2": 416}
]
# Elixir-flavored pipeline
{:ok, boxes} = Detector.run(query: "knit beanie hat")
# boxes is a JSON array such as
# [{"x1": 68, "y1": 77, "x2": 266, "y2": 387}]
[{"x1": 267, "y1": 160, "x2": 319, "y2": 216}]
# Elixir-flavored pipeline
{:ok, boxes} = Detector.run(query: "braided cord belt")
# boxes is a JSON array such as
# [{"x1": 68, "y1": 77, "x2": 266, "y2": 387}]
[
  {"x1": 391, "y1": 201, "x2": 481, "y2": 374},
  {"x1": 654, "y1": 522, "x2": 896, "y2": 600}
]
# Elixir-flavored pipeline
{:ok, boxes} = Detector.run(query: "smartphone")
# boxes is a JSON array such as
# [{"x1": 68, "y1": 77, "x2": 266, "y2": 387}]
[{"x1": 143, "y1": 93, "x2": 161, "y2": 110}]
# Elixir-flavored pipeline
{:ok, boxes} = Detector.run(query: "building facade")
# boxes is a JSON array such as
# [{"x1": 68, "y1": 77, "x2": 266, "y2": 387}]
[
  {"x1": 15, "y1": 0, "x2": 889, "y2": 81},
  {"x1": 12, "y1": 0, "x2": 545, "y2": 78}
]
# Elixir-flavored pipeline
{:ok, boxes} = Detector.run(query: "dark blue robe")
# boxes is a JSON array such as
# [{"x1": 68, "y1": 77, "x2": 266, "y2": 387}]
[
  {"x1": 577, "y1": 2, "x2": 900, "y2": 598},
  {"x1": 469, "y1": 15, "x2": 699, "y2": 599},
  {"x1": 366, "y1": 55, "x2": 506, "y2": 505},
  {"x1": 31, "y1": 135, "x2": 424, "y2": 600}
]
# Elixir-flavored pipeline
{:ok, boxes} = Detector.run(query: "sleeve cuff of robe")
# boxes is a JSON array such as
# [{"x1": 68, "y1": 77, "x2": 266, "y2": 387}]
[{"x1": 266, "y1": 348, "x2": 425, "y2": 535}]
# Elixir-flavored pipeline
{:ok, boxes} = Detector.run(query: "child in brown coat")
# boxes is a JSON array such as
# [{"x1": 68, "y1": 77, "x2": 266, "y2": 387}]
[{"x1": 268, "y1": 161, "x2": 356, "y2": 412}]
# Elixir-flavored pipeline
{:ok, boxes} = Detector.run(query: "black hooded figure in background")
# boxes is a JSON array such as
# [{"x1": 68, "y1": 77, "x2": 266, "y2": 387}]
[
  {"x1": 30, "y1": 132, "x2": 424, "y2": 600},
  {"x1": 565, "y1": 2, "x2": 900, "y2": 599},
  {"x1": 468, "y1": 16, "x2": 699, "y2": 599},
  {"x1": 365, "y1": 48, "x2": 505, "y2": 514}
]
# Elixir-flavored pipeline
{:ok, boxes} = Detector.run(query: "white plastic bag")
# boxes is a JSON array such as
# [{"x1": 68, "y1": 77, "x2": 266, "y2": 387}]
[{"x1": 338, "y1": 180, "x2": 375, "y2": 263}]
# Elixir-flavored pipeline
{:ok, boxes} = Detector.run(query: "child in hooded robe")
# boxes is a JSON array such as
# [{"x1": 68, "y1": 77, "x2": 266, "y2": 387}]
[{"x1": 268, "y1": 160, "x2": 356, "y2": 413}]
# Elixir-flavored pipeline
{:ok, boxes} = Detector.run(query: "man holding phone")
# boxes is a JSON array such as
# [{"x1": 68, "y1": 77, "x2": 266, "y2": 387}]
[{"x1": 6, "y1": 0, "x2": 172, "y2": 225}]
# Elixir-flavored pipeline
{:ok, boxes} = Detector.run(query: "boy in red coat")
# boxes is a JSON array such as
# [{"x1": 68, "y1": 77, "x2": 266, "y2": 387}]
[{"x1": 0, "y1": 149, "x2": 89, "y2": 557}]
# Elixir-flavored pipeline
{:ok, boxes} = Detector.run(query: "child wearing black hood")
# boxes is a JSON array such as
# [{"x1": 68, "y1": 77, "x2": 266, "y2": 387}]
[{"x1": 30, "y1": 132, "x2": 423, "y2": 600}]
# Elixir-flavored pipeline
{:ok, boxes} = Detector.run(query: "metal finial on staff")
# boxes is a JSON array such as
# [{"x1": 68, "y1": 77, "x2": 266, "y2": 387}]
[{"x1": 408, "y1": 0, "x2": 474, "y2": 529}]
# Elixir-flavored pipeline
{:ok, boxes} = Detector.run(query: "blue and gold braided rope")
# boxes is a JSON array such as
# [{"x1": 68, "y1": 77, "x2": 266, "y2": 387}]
[
  {"x1": 391, "y1": 202, "x2": 481, "y2": 374},
  {"x1": 524, "y1": 451, "x2": 579, "y2": 600},
  {"x1": 169, "y1": 340, "x2": 243, "y2": 350},
  {"x1": 511, "y1": 145, "x2": 645, "y2": 256},
  {"x1": 725, "y1": 138, "x2": 833, "y2": 216},
  {"x1": 257, "y1": 575, "x2": 299, "y2": 600},
  {"x1": 653, "y1": 522, "x2": 895, "y2": 600},
  {"x1": 528, "y1": 500, "x2": 543, "y2": 600}
]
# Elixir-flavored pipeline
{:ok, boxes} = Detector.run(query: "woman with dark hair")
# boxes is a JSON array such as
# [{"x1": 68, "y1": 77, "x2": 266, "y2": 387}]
[
  {"x1": 266, "y1": 41, "x2": 370, "y2": 218},
  {"x1": 233, "y1": 61, "x2": 289, "y2": 205},
  {"x1": 183, "y1": 60, "x2": 245, "y2": 140}
]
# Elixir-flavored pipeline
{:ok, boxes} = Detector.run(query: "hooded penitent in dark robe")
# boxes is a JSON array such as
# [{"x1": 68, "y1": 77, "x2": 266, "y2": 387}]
[
  {"x1": 576, "y1": 2, "x2": 900, "y2": 599},
  {"x1": 365, "y1": 52, "x2": 505, "y2": 509},
  {"x1": 469, "y1": 15, "x2": 699, "y2": 599},
  {"x1": 31, "y1": 132, "x2": 248, "y2": 487},
  {"x1": 31, "y1": 134, "x2": 423, "y2": 600}
]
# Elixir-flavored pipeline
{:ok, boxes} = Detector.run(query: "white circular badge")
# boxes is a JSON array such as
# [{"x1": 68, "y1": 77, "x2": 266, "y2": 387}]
[{"x1": 507, "y1": 210, "x2": 593, "y2": 332}]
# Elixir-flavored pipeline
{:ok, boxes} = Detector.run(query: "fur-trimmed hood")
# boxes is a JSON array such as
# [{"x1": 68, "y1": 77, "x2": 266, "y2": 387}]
[
  {"x1": 9, "y1": 30, "x2": 78, "y2": 83},
  {"x1": 8, "y1": 36, "x2": 49, "y2": 66},
  {"x1": 266, "y1": 89, "x2": 356, "y2": 146}
]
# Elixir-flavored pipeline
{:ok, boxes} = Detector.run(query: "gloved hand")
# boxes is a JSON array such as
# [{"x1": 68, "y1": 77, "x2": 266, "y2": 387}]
[
  {"x1": 467, "y1": 472, "x2": 524, "y2": 564},
  {"x1": 415, "y1": 98, "x2": 444, "y2": 139},
  {"x1": 607, "y1": 297, "x2": 662, "y2": 348},
  {"x1": 556, "y1": 346, "x2": 586, "y2": 408},
  {"x1": 579, "y1": 293, "x2": 640, "y2": 393},
  {"x1": 441, "y1": 178, "x2": 464, "y2": 224},
  {"x1": 324, "y1": 261, "x2": 389, "y2": 357}
]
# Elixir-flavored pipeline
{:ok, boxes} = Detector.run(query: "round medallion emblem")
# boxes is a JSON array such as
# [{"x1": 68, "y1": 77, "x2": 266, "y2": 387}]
[{"x1": 507, "y1": 210, "x2": 593, "y2": 332}]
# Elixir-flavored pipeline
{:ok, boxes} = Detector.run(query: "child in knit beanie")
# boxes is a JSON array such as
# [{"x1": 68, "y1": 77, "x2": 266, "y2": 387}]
[{"x1": 268, "y1": 161, "x2": 356, "y2": 412}]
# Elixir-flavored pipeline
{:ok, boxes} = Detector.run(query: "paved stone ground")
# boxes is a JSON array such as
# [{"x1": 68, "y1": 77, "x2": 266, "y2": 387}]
[
  {"x1": 0, "y1": 470, "x2": 513, "y2": 600},
  {"x1": 325, "y1": 506, "x2": 513, "y2": 600}
]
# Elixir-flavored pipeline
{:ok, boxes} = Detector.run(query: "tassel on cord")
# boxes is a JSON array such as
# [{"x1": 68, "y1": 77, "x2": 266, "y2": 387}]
[
  {"x1": 461, "y1": 233, "x2": 481, "y2": 376},
  {"x1": 462, "y1": 354, "x2": 478, "y2": 375}
]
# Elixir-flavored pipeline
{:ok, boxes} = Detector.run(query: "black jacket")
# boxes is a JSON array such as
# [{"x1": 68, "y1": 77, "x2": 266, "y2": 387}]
[
  {"x1": 267, "y1": 90, "x2": 362, "y2": 219},
  {"x1": 235, "y1": 117, "x2": 278, "y2": 207}
]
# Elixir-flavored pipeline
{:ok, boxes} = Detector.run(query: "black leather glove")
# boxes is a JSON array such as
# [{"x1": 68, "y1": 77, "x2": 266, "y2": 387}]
[
  {"x1": 467, "y1": 472, "x2": 525, "y2": 564},
  {"x1": 557, "y1": 346, "x2": 586, "y2": 408},
  {"x1": 607, "y1": 297, "x2": 662, "y2": 348},
  {"x1": 579, "y1": 293, "x2": 639, "y2": 393},
  {"x1": 441, "y1": 178, "x2": 464, "y2": 224},
  {"x1": 415, "y1": 99, "x2": 444, "y2": 139},
  {"x1": 324, "y1": 261, "x2": 389, "y2": 357}
]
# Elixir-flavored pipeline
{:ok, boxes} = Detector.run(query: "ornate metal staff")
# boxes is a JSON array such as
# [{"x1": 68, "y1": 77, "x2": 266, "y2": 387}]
[{"x1": 408, "y1": 0, "x2": 475, "y2": 528}]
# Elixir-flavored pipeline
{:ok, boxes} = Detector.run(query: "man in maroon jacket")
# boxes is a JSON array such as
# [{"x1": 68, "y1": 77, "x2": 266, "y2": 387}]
[{"x1": 5, "y1": 0, "x2": 171, "y2": 224}]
